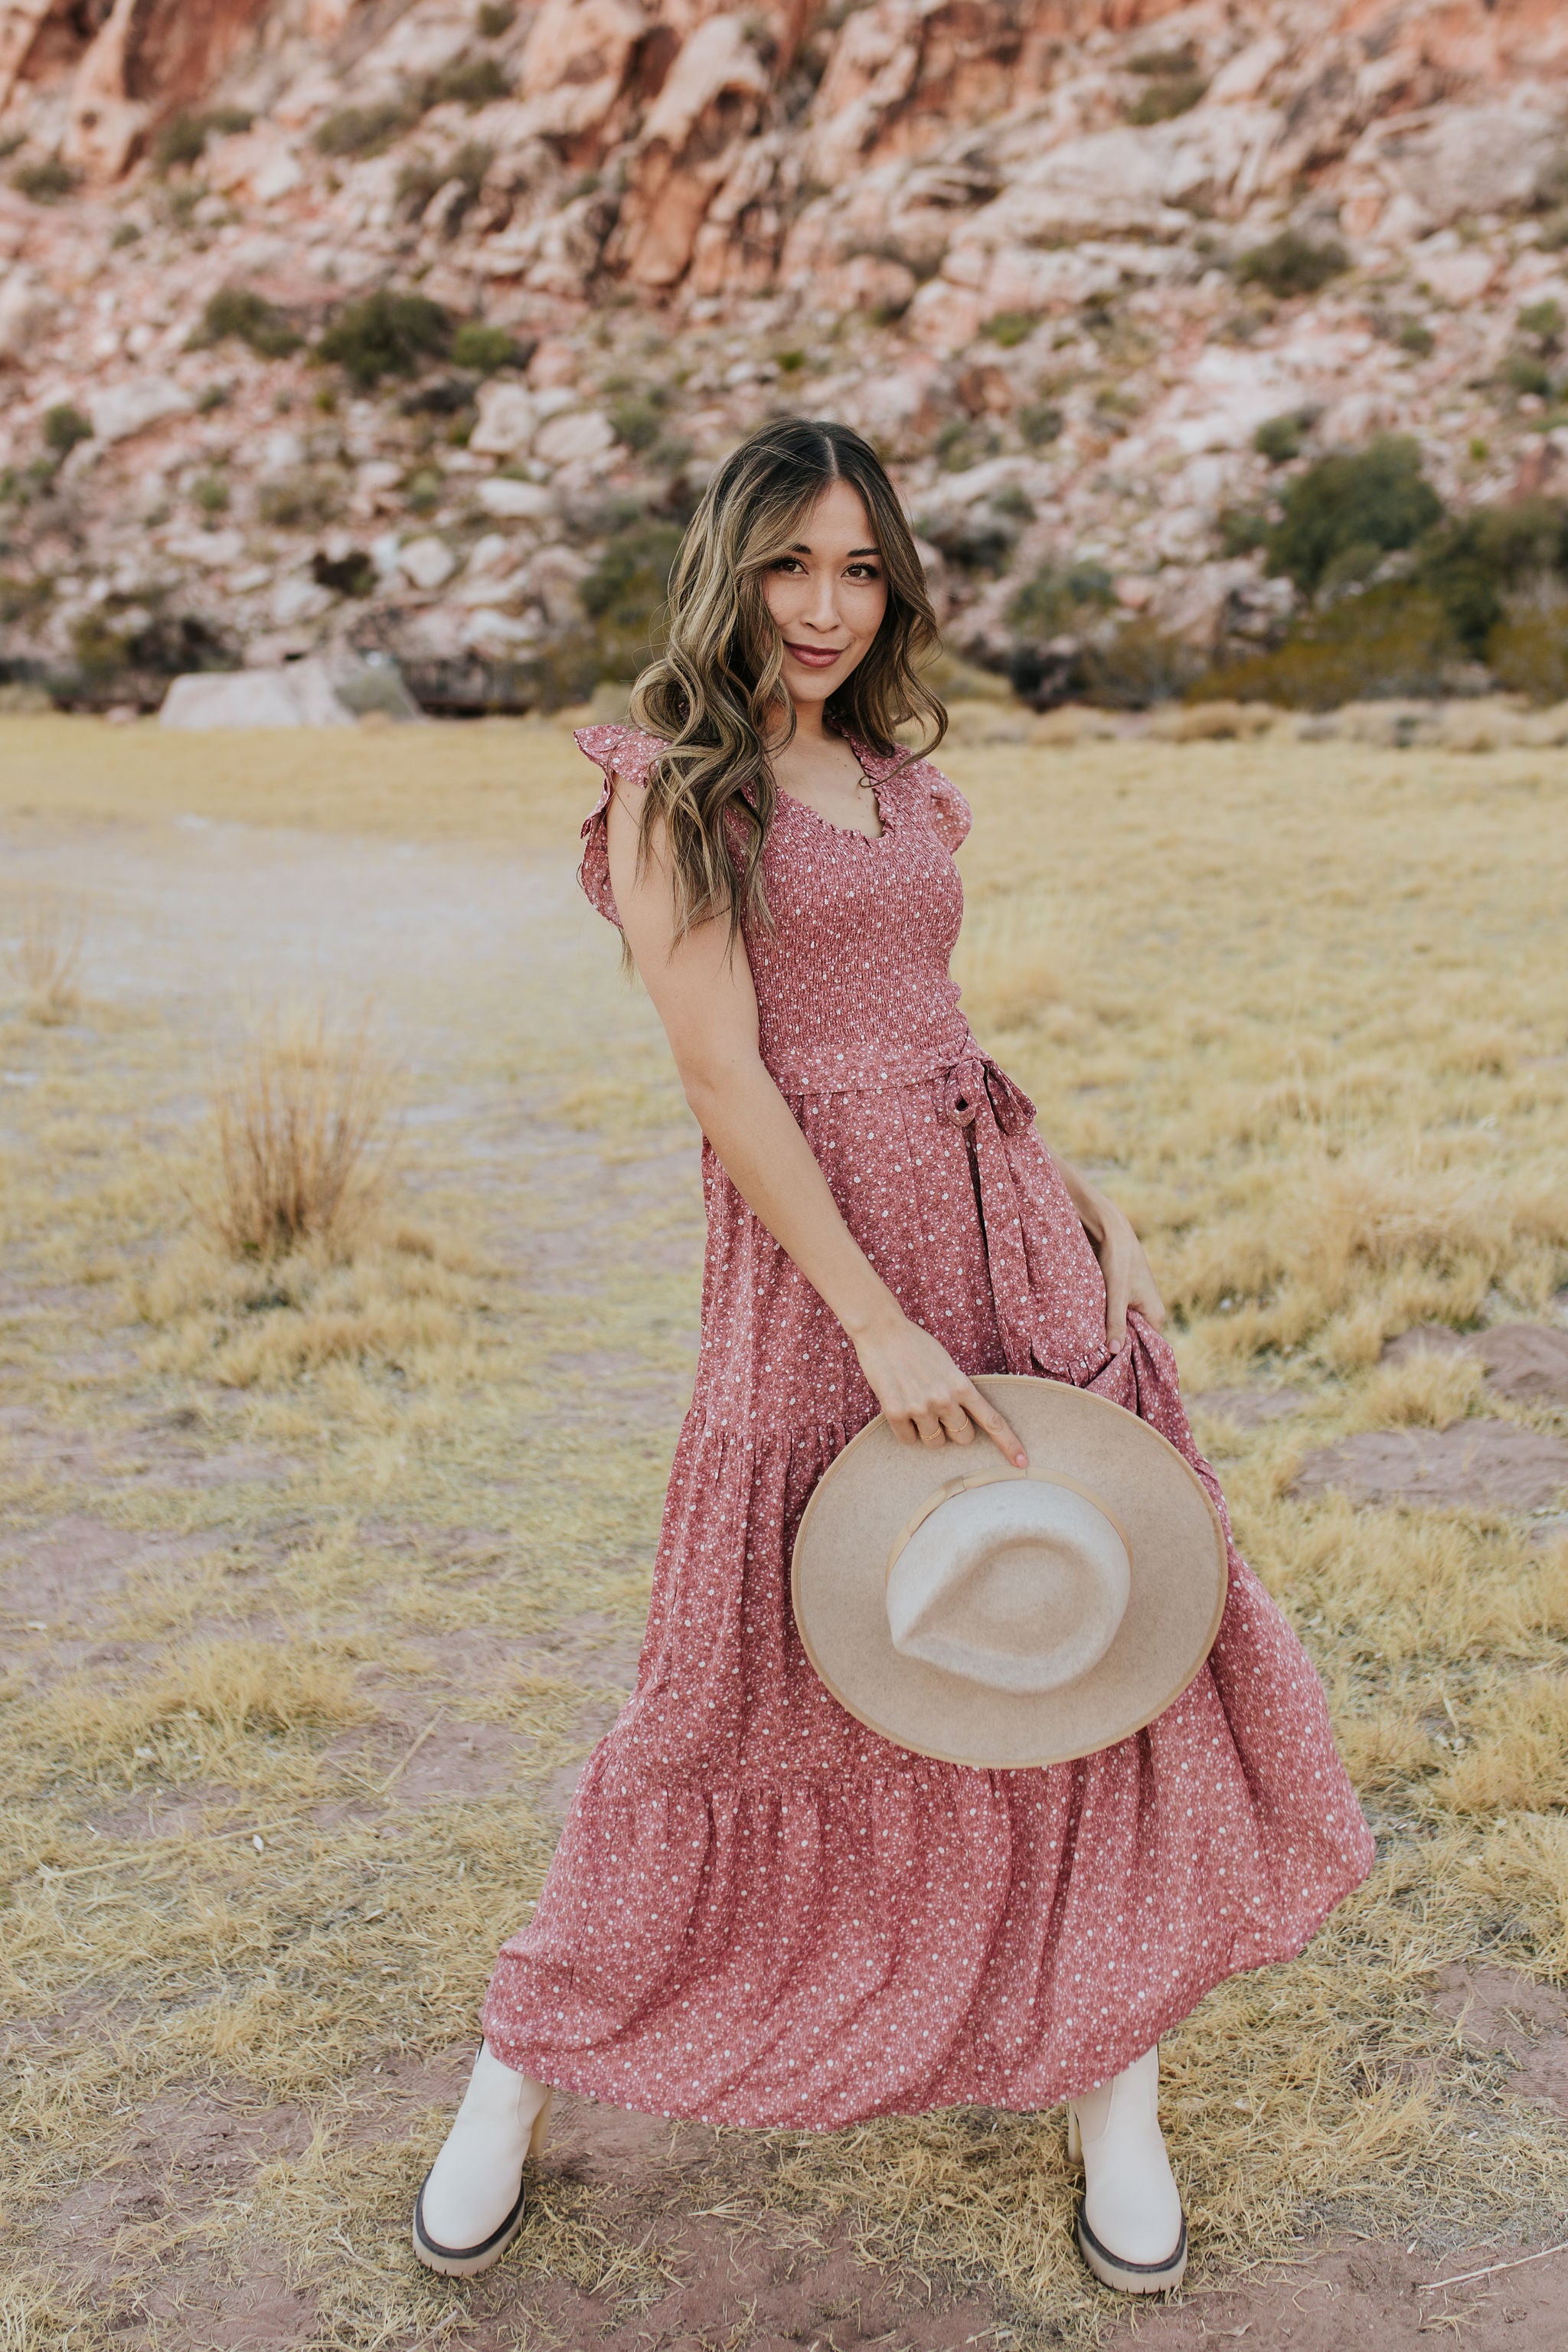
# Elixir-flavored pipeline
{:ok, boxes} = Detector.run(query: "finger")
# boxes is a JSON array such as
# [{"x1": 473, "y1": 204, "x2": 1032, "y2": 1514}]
[
  {"x1": 936, "y1": 1399, "x2": 976, "y2": 1446},
  {"x1": 1104, "y1": 1277, "x2": 1129, "y2": 1353},
  {"x1": 887, "y1": 1413, "x2": 921, "y2": 1449},
  {"x1": 960, "y1": 1385, "x2": 1027, "y2": 1469},
  {"x1": 1134, "y1": 1282, "x2": 1168, "y2": 1329},
  {"x1": 912, "y1": 1410, "x2": 949, "y2": 1449}
]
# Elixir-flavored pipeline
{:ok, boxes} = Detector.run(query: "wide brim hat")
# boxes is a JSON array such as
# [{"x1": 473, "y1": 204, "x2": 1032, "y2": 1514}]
[{"x1": 791, "y1": 1376, "x2": 1227, "y2": 1770}]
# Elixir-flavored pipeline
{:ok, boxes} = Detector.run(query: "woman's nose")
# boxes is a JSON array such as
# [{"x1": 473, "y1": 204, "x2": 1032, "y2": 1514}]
[{"x1": 802, "y1": 573, "x2": 841, "y2": 630}]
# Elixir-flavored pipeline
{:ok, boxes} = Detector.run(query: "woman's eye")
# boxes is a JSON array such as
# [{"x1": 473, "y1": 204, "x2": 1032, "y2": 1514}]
[{"x1": 847, "y1": 564, "x2": 881, "y2": 581}]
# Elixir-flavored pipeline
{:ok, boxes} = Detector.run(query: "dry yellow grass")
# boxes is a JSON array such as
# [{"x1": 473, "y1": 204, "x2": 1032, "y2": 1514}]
[
  {"x1": 5, "y1": 887, "x2": 87, "y2": 1024},
  {"x1": 2, "y1": 708, "x2": 1568, "y2": 2347}
]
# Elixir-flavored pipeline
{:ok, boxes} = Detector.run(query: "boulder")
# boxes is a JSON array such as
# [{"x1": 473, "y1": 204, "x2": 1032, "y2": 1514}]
[
  {"x1": 0, "y1": 266, "x2": 57, "y2": 364},
  {"x1": 87, "y1": 376, "x2": 195, "y2": 445},
  {"x1": 476, "y1": 476, "x2": 557, "y2": 520},
  {"x1": 532, "y1": 407, "x2": 616, "y2": 466},
  {"x1": 1356, "y1": 105, "x2": 1566, "y2": 235},
  {"x1": 159, "y1": 662, "x2": 355, "y2": 728},
  {"x1": 518, "y1": 0, "x2": 643, "y2": 142},
  {"x1": 397, "y1": 534, "x2": 458, "y2": 590},
  {"x1": 469, "y1": 381, "x2": 539, "y2": 457}
]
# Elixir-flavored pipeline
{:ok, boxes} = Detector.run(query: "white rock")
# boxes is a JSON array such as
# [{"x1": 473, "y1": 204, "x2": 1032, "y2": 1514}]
[
  {"x1": 397, "y1": 534, "x2": 458, "y2": 590},
  {"x1": 1207, "y1": 34, "x2": 1287, "y2": 104},
  {"x1": 263, "y1": 429, "x2": 306, "y2": 469},
  {"x1": 1359, "y1": 104, "x2": 1564, "y2": 234},
  {"x1": 88, "y1": 377, "x2": 195, "y2": 446},
  {"x1": 357, "y1": 460, "x2": 403, "y2": 495},
  {"x1": 1414, "y1": 247, "x2": 1500, "y2": 306},
  {"x1": 462, "y1": 608, "x2": 541, "y2": 649},
  {"x1": 532, "y1": 407, "x2": 616, "y2": 466},
  {"x1": 469, "y1": 381, "x2": 539, "y2": 457},
  {"x1": 476, "y1": 476, "x2": 557, "y2": 520},
  {"x1": 159, "y1": 662, "x2": 356, "y2": 729},
  {"x1": 370, "y1": 531, "x2": 403, "y2": 581},
  {"x1": 271, "y1": 574, "x2": 335, "y2": 626}
]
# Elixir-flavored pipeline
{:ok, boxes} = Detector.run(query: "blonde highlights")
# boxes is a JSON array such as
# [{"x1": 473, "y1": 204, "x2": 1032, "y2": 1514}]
[{"x1": 629, "y1": 419, "x2": 946, "y2": 941}]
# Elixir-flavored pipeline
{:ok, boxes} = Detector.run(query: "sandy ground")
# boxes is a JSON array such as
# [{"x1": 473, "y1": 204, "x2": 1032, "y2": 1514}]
[{"x1": 5, "y1": 723, "x2": 1568, "y2": 2348}]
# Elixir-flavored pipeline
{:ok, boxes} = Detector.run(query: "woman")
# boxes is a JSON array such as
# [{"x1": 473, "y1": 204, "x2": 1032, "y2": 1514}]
[{"x1": 413, "y1": 420, "x2": 1374, "y2": 2294}]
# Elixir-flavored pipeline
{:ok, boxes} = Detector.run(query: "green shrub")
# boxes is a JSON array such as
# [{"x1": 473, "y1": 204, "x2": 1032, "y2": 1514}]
[
  {"x1": 197, "y1": 384, "x2": 231, "y2": 413},
  {"x1": 425, "y1": 52, "x2": 508, "y2": 108},
  {"x1": 1127, "y1": 74, "x2": 1206, "y2": 125},
  {"x1": 1006, "y1": 559, "x2": 1115, "y2": 637},
  {"x1": 153, "y1": 106, "x2": 252, "y2": 174},
  {"x1": 42, "y1": 404, "x2": 93, "y2": 458},
  {"x1": 316, "y1": 291, "x2": 452, "y2": 388},
  {"x1": 581, "y1": 519, "x2": 684, "y2": 678},
  {"x1": 1080, "y1": 618, "x2": 1203, "y2": 707},
  {"x1": 982, "y1": 311, "x2": 1038, "y2": 348},
  {"x1": 609, "y1": 390, "x2": 671, "y2": 452},
  {"x1": 193, "y1": 286, "x2": 302, "y2": 360},
  {"x1": 1505, "y1": 352, "x2": 1553, "y2": 399},
  {"x1": 312, "y1": 550, "x2": 378, "y2": 599},
  {"x1": 1413, "y1": 497, "x2": 1568, "y2": 653},
  {"x1": 0, "y1": 573, "x2": 55, "y2": 626},
  {"x1": 776, "y1": 349, "x2": 807, "y2": 373},
  {"x1": 450, "y1": 320, "x2": 516, "y2": 372},
  {"x1": 990, "y1": 484, "x2": 1034, "y2": 522},
  {"x1": 934, "y1": 418, "x2": 1000, "y2": 473},
  {"x1": 256, "y1": 469, "x2": 345, "y2": 529},
  {"x1": 1018, "y1": 400, "x2": 1064, "y2": 449},
  {"x1": 476, "y1": 1, "x2": 516, "y2": 30},
  {"x1": 1397, "y1": 318, "x2": 1436, "y2": 358},
  {"x1": 403, "y1": 466, "x2": 443, "y2": 514},
  {"x1": 1267, "y1": 436, "x2": 1444, "y2": 596},
  {"x1": 109, "y1": 220, "x2": 142, "y2": 250},
  {"x1": 12, "y1": 154, "x2": 77, "y2": 204},
  {"x1": 1519, "y1": 298, "x2": 1564, "y2": 348},
  {"x1": 1255, "y1": 410, "x2": 1311, "y2": 464},
  {"x1": 1219, "y1": 509, "x2": 1271, "y2": 557},
  {"x1": 192, "y1": 474, "x2": 230, "y2": 515},
  {"x1": 918, "y1": 511, "x2": 1018, "y2": 574},
  {"x1": 1235, "y1": 230, "x2": 1349, "y2": 301},
  {"x1": 1488, "y1": 600, "x2": 1568, "y2": 704},
  {"x1": 1193, "y1": 586, "x2": 1465, "y2": 709},
  {"x1": 314, "y1": 101, "x2": 416, "y2": 158}
]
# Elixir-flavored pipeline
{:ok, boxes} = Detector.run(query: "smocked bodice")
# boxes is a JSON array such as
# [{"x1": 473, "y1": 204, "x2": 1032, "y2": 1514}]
[{"x1": 576, "y1": 726, "x2": 978, "y2": 1093}]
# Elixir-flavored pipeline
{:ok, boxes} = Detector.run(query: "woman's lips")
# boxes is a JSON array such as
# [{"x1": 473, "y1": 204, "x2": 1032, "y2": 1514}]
[{"x1": 784, "y1": 642, "x2": 844, "y2": 669}]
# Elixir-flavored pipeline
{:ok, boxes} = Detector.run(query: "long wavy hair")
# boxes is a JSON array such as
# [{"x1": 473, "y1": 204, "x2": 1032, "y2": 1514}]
[{"x1": 629, "y1": 418, "x2": 946, "y2": 942}]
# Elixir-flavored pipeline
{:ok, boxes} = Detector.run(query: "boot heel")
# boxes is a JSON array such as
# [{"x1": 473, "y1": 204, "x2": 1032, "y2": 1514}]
[
  {"x1": 528, "y1": 2089, "x2": 554, "y2": 2160},
  {"x1": 1066, "y1": 2102, "x2": 1081, "y2": 2165}
]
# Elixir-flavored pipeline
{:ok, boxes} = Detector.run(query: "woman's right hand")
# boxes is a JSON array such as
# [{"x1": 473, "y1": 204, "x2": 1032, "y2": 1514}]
[{"x1": 851, "y1": 1312, "x2": 1027, "y2": 1468}]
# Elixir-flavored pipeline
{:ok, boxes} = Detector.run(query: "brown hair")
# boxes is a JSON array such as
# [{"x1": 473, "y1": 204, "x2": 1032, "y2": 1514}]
[{"x1": 629, "y1": 418, "x2": 945, "y2": 942}]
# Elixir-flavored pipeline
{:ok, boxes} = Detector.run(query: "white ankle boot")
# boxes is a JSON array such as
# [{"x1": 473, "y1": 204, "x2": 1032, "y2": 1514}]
[
  {"x1": 1065, "y1": 2045, "x2": 1186, "y2": 2294},
  {"x1": 412, "y1": 2042, "x2": 553, "y2": 2277}
]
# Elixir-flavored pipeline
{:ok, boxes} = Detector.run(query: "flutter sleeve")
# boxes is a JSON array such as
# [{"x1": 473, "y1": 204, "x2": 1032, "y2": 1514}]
[
  {"x1": 573, "y1": 724, "x2": 663, "y2": 928},
  {"x1": 926, "y1": 764, "x2": 973, "y2": 854}
]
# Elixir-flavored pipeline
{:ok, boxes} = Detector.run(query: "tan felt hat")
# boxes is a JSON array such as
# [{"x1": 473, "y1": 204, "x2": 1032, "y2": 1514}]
[{"x1": 792, "y1": 1377, "x2": 1228, "y2": 1770}]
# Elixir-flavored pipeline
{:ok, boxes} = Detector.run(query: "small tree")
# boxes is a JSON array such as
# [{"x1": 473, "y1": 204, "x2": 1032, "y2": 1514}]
[{"x1": 1267, "y1": 436, "x2": 1444, "y2": 596}]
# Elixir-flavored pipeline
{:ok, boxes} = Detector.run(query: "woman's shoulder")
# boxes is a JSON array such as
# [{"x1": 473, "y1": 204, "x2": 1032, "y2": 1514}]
[
  {"x1": 574, "y1": 722, "x2": 669, "y2": 802},
  {"x1": 854, "y1": 736, "x2": 972, "y2": 853}
]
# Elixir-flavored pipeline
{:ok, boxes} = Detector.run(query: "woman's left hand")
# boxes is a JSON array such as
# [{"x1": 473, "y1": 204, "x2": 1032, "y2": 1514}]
[{"x1": 1091, "y1": 1198, "x2": 1165, "y2": 1353}]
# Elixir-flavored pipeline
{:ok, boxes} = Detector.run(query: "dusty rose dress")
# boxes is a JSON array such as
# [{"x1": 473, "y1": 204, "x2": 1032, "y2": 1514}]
[{"x1": 482, "y1": 725, "x2": 1373, "y2": 2128}]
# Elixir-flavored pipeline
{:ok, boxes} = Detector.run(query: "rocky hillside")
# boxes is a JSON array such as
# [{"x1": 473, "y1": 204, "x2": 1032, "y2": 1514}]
[{"x1": 2, "y1": 0, "x2": 1568, "y2": 712}]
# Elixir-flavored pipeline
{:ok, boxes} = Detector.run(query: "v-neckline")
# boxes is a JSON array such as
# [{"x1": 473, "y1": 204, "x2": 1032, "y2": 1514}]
[{"x1": 776, "y1": 737, "x2": 890, "y2": 843}]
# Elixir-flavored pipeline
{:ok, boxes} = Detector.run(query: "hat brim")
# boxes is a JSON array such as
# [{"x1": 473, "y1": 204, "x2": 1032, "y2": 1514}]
[{"x1": 791, "y1": 1377, "x2": 1228, "y2": 1770}]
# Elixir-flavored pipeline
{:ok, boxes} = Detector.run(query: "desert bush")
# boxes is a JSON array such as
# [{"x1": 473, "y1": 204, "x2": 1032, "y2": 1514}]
[
  {"x1": 312, "y1": 549, "x2": 377, "y2": 599},
  {"x1": 982, "y1": 311, "x2": 1038, "y2": 348},
  {"x1": 204, "y1": 1008, "x2": 392, "y2": 1261},
  {"x1": 1018, "y1": 400, "x2": 1064, "y2": 449},
  {"x1": 609, "y1": 387, "x2": 671, "y2": 452},
  {"x1": 314, "y1": 100, "x2": 417, "y2": 158},
  {"x1": 934, "y1": 417, "x2": 1000, "y2": 473},
  {"x1": 1006, "y1": 559, "x2": 1114, "y2": 637},
  {"x1": 256, "y1": 469, "x2": 345, "y2": 529},
  {"x1": 192, "y1": 285, "x2": 303, "y2": 360},
  {"x1": 1488, "y1": 599, "x2": 1568, "y2": 704},
  {"x1": 424, "y1": 52, "x2": 508, "y2": 108},
  {"x1": 152, "y1": 106, "x2": 252, "y2": 174},
  {"x1": 1078, "y1": 617, "x2": 1203, "y2": 709},
  {"x1": 316, "y1": 290, "x2": 452, "y2": 388},
  {"x1": 1411, "y1": 495, "x2": 1568, "y2": 655},
  {"x1": 581, "y1": 518, "x2": 684, "y2": 678},
  {"x1": 192, "y1": 473, "x2": 230, "y2": 515},
  {"x1": 1235, "y1": 229, "x2": 1349, "y2": 301},
  {"x1": 1267, "y1": 436, "x2": 1444, "y2": 596},
  {"x1": 1255, "y1": 409, "x2": 1313, "y2": 465},
  {"x1": 12, "y1": 152, "x2": 77, "y2": 203},
  {"x1": 1127, "y1": 72, "x2": 1205, "y2": 124},
  {"x1": 5, "y1": 890, "x2": 86, "y2": 1024},
  {"x1": 1192, "y1": 586, "x2": 1466, "y2": 709},
  {"x1": 919, "y1": 506, "x2": 1020, "y2": 574},
  {"x1": 476, "y1": 0, "x2": 516, "y2": 29},
  {"x1": 0, "y1": 572, "x2": 54, "y2": 625},
  {"x1": 42, "y1": 403, "x2": 92, "y2": 458}
]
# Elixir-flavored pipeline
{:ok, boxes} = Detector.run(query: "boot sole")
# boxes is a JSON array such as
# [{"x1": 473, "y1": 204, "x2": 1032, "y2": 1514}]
[
  {"x1": 412, "y1": 2170, "x2": 528, "y2": 2278},
  {"x1": 1076, "y1": 2201, "x2": 1187, "y2": 2295}
]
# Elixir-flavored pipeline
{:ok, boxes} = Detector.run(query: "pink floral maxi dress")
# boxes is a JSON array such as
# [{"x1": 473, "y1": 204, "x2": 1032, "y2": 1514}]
[{"x1": 482, "y1": 726, "x2": 1374, "y2": 2128}]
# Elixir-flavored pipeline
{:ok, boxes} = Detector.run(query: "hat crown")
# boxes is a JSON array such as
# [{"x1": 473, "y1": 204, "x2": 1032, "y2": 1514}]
[{"x1": 886, "y1": 1476, "x2": 1131, "y2": 1697}]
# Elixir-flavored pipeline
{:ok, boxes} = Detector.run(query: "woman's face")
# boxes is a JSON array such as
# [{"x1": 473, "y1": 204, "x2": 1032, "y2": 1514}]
[{"x1": 761, "y1": 479, "x2": 889, "y2": 714}]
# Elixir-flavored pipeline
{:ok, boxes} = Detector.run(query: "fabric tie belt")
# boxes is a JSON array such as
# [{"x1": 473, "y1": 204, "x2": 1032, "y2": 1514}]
[{"x1": 934, "y1": 1049, "x2": 1043, "y2": 1378}]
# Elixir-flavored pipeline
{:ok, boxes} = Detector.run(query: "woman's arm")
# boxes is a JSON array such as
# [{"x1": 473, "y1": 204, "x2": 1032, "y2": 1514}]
[
  {"x1": 1050, "y1": 1151, "x2": 1166, "y2": 1353},
  {"x1": 606, "y1": 781, "x2": 1027, "y2": 1467}
]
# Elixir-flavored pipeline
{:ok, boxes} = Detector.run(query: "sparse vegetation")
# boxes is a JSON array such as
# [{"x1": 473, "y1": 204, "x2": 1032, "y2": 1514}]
[
  {"x1": 314, "y1": 99, "x2": 418, "y2": 158},
  {"x1": 1267, "y1": 435, "x2": 1445, "y2": 595},
  {"x1": 312, "y1": 548, "x2": 378, "y2": 599},
  {"x1": 11, "y1": 152, "x2": 77, "y2": 204},
  {"x1": 5, "y1": 887, "x2": 86, "y2": 1022},
  {"x1": 256, "y1": 469, "x2": 346, "y2": 529},
  {"x1": 41, "y1": 403, "x2": 92, "y2": 459},
  {"x1": 580, "y1": 518, "x2": 684, "y2": 677},
  {"x1": 1193, "y1": 585, "x2": 1467, "y2": 708},
  {"x1": 475, "y1": 0, "x2": 516, "y2": 31},
  {"x1": 1006, "y1": 557, "x2": 1116, "y2": 637},
  {"x1": 315, "y1": 289, "x2": 452, "y2": 388},
  {"x1": 152, "y1": 106, "x2": 253, "y2": 174},
  {"x1": 1255, "y1": 408, "x2": 1313, "y2": 465},
  {"x1": 449, "y1": 319, "x2": 517, "y2": 372},
  {"x1": 1018, "y1": 400, "x2": 1065, "y2": 448},
  {"x1": 1126, "y1": 71, "x2": 1206, "y2": 124},
  {"x1": 1235, "y1": 228, "x2": 1351, "y2": 301},
  {"x1": 425, "y1": 51, "x2": 508, "y2": 109},
  {"x1": 203, "y1": 1006, "x2": 393, "y2": 1261},
  {"x1": 191, "y1": 285, "x2": 304, "y2": 360},
  {"x1": 981, "y1": 310, "x2": 1038, "y2": 348}
]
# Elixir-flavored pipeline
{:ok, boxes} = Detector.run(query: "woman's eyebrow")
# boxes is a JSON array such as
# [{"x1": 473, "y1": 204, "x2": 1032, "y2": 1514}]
[{"x1": 786, "y1": 543, "x2": 883, "y2": 556}]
